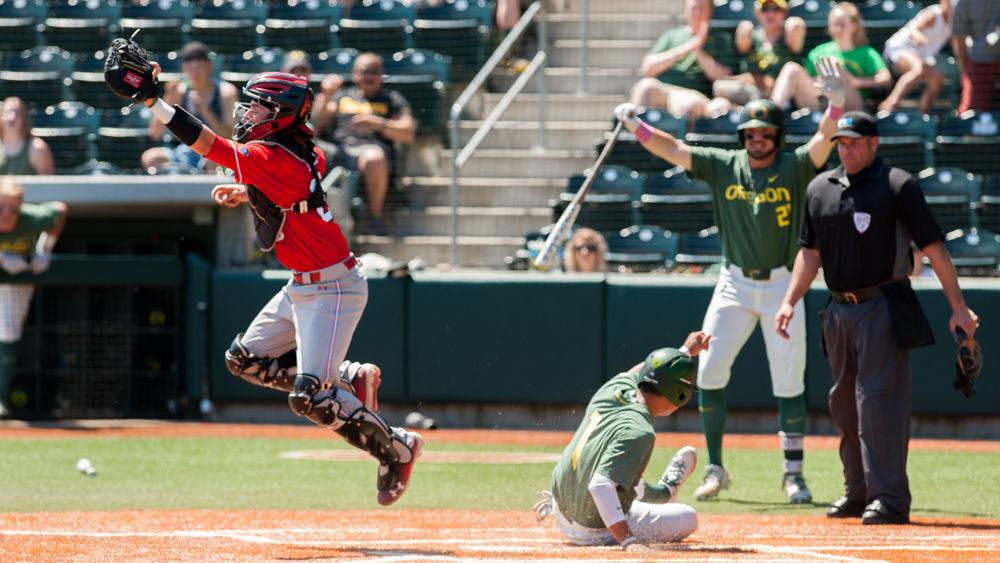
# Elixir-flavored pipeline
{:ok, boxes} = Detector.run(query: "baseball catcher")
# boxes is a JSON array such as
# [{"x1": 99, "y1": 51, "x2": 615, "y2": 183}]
[
  {"x1": 104, "y1": 37, "x2": 422, "y2": 505},
  {"x1": 953, "y1": 327, "x2": 982, "y2": 398}
]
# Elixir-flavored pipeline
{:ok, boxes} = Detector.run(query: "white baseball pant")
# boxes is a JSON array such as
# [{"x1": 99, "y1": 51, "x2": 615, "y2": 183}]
[
  {"x1": 0, "y1": 284, "x2": 34, "y2": 343},
  {"x1": 552, "y1": 498, "x2": 698, "y2": 546},
  {"x1": 697, "y1": 264, "x2": 806, "y2": 398}
]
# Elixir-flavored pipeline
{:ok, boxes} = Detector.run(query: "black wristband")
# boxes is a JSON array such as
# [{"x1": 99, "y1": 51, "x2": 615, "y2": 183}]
[{"x1": 166, "y1": 103, "x2": 206, "y2": 146}]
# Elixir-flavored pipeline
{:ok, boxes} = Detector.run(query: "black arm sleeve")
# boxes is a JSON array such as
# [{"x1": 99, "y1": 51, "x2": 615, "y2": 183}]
[{"x1": 166, "y1": 103, "x2": 206, "y2": 146}]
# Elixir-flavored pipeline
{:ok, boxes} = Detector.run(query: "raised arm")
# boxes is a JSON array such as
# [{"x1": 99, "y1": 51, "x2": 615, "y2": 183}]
[
  {"x1": 807, "y1": 57, "x2": 846, "y2": 169},
  {"x1": 614, "y1": 103, "x2": 694, "y2": 170}
]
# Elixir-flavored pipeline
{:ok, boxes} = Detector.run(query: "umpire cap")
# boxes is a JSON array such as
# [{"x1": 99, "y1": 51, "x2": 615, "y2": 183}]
[{"x1": 638, "y1": 348, "x2": 697, "y2": 408}]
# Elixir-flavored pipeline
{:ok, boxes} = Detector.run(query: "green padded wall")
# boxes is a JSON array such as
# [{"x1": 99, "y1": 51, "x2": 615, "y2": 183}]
[{"x1": 406, "y1": 272, "x2": 606, "y2": 404}]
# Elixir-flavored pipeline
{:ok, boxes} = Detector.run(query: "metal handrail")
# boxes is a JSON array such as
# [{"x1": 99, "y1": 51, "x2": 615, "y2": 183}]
[{"x1": 448, "y1": 0, "x2": 547, "y2": 265}]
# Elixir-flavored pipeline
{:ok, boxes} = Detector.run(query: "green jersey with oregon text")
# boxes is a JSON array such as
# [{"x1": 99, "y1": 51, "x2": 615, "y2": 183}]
[
  {"x1": 550, "y1": 371, "x2": 655, "y2": 529},
  {"x1": 690, "y1": 144, "x2": 817, "y2": 271},
  {"x1": 0, "y1": 203, "x2": 60, "y2": 257}
]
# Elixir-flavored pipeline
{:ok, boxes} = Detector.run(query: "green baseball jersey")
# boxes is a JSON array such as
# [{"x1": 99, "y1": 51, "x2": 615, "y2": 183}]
[
  {"x1": 740, "y1": 27, "x2": 802, "y2": 78},
  {"x1": 805, "y1": 41, "x2": 887, "y2": 100},
  {"x1": 690, "y1": 144, "x2": 817, "y2": 270},
  {"x1": 0, "y1": 203, "x2": 61, "y2": 257},
  {"x1": 550, "y1": 371, "x2": 655, "y2": 529},
  {"x1": 648, "y1": 27, "x2": 734, "y2": 95}
]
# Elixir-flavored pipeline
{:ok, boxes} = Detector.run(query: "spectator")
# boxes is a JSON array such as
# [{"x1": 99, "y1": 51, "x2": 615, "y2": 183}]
[
  {"x1": 0, "y1": 97, "x2": 54, "y2": 176},
  {"x1": 313, "y1": 53, "x2": 417, "y2": 236},
  {"x1": 771, "y1": 2, "x2": 891, "y2": 111},
  {"x1": 141, "y1": 42, "x2": 238, "y2": 172},
  {"x1": 879, "y1": 0, "x2": 952, "y2": 114},
  {"x1": 716, "y1": 0, "x2": 805, "y2": 104},
  {"x1": 562, "y1": 228, "x2": 608, "y2": 273},
  {"x1": 0, "y1": 178, "x2": 67, "y2": 419},
  {"x1": 281, "y1": 50, "x2": 312, "y2": 78},
  {"x1": 629, "y1": 0, "x2": 734, "y2": 121},
  {"x1": 951, "y1": 0, "x2": 1000, "y2": 113}
]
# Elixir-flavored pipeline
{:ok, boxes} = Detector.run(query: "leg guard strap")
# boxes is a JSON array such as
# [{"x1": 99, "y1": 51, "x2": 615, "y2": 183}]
[{"x1": 225, "y1": 335, "x2": 297, "y2": 392}]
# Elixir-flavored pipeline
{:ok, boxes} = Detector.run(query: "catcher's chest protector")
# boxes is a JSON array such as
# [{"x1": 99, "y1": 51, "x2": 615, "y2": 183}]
[{"x1": 242, "y1": 138, "x2": 329, "y2": 252}]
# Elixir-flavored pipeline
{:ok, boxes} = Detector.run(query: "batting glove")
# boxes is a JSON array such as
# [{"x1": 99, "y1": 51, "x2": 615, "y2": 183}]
[
  {"x1": 614, "y1": 102, "x2": 641, "y2": 132},
  {"x1": 30, "y1": 252, "x2": 51, "y2": 275},
  {"x1": 816, "y1": 57, "x2": 846, "y2": 109},
  {"x1": 0, "y1": 252, "x2": 29, "y2": 275}
]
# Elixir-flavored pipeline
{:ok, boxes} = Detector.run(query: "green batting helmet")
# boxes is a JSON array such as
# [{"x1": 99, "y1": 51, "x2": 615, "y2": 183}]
[
  {"x1": 638, "y1": 348, "x2": 697, "y2": 407},
  {"x1": 737, "y1": 99, "x2": 784, "y2": 145}
]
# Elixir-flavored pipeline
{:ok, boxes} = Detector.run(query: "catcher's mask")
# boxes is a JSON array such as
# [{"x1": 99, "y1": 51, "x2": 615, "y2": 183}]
[
  {"x1": 737, "y1": 99, "x2": 784, "y2": 146},
  {"x1": 638, "y1": 348, "x2": 697, "y2": 408},
  {"x1": 234, "y1": 72, "x2": 314, "y2": 143}
]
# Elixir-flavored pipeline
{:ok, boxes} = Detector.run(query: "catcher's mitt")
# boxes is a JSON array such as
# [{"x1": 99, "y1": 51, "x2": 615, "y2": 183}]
[
  {"x1": 104, "y1": 37, "x2": 160, "y2": 103},
  {"x1": 953, "y1": 326, "x2": 983, "y2": 398}
]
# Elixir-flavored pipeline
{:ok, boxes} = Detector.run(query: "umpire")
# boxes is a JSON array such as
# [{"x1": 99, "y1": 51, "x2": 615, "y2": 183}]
[{"x1": 774, "y1": 111, "x2": 979, "y2": 525}]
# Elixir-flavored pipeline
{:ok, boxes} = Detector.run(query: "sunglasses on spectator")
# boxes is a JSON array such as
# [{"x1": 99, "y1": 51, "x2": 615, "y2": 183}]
[
  {"x1": 355, "y1": 67, "x2": 381, "y2": 76},
  {"x1": 744, "y1": 131, "x2": 778, "y2": 141},
  {"x1": 575, "y1": 244, "x2": 599, "y2": 253}
]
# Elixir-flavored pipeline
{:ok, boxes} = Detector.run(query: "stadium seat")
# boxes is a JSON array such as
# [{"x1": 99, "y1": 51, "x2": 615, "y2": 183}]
[
  {"x1": 711, "y1": 0, "x2": 756, "y2": 31},
  {"x1": 873, "y1": 109, "x2": 934, "y2": 174},
  {"x1": 413, "y1": 0, "x2": 492, "y2": 82},
  {"x1": 602, "y1": 108, "x2": 687, "y2": 173},
  {"x1": 0, "y1": 46, "x2": 75, "y2": 110},
  {"x1": 0, "y1": 0, "x2": 46, "y2": 53},
  {"x1": 789, "y1": 0, "x2": 834, "y2": 52},
  {"x1": 686, "y1": 111, "x2": 741, "y2": 150},
  {"x1": 311, "y1": 47, "x2": 360, "y2": 90},
  {"x1": 339, "y1": 0, "x2": 417, "y2": 57},
  {"x1": 383, "y1": 49, "x2": 449, "y2": 135},
  {"x1": 45, "y1": 0, "x2": 121, "y2": 55},
  {"x1": 935, "y1": 112, "x2": 1000, "y2": 177},
  {"x1": 942, "y1": 228, "x2": 1000, "y2": 277},
  {"x1": 97, "y1": 105, "x2": 155, "y2": 172},
  {"x1": 604, "y1": 224, "x2": 678, "y2": 273},
  {"x1": 120, "y1": 0, "x2": 194, "y2": 55},
  {"x1": 190, "y1": 0, "x2": 266, "y2": 55},
  {"x1": 858, "y1": 0, "x2": 920, "y2": 51},
  {"x1": 550, "y1": 165, "x2": 645, "y2": 232},
  {"x1": 640, "y1": 166, "x2": 715, "y2": 233},
  {"x1": 31, "y1": 102, "x2": 99, "y2": 172},
  {"x1": 220, "y1": 48, "x2": 287, "y2": 90},
  {"x1": 72, "y1": 50, "x2": 125, "y2": 110},
  {"x1": 980, "y1": 175, "x2": 1000, "y2": 233},
  {"x1": 917, "y1": 167, "x2": 980, "y2": 233},
  {"x1": 675, "y1": 226, "x2": 723, "y2": 270},
  {"x1": 265, "y1": 0, "x2": 341, "y2": 54},
  {"x1": 783, "y1": 108, "x2": 841, "y2": 168}
]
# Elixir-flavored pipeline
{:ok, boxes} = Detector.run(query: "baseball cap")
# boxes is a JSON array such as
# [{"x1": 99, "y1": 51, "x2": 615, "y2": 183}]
[
  {"x1": 180, "y1": 41, "x2": 212, "y2": 62},
  {"x1": 756, "y1": 0, "x2": 788, "y2": 10},
  {"x1": 831, "y1": 111, "x2": 879, "y2": 140},
  {"x1": 282, "y1": 50, "x2": 313, "y2": 75}
]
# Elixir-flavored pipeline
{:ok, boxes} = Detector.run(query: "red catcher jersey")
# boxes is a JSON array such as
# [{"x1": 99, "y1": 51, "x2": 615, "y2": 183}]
[{"x1": 207, "y1": 135, "x2": 350, "y2": 272}]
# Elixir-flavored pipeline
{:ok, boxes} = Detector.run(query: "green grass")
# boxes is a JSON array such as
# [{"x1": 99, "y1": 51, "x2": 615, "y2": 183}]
[{"x1": 2, "y1": 436, "x2": 998, "y2": 518}]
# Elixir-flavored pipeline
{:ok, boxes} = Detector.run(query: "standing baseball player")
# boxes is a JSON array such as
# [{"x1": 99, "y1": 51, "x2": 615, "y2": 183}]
[
  {"x1": 613, "y1": 59, "x2": 846, "y2": 504},
  {"x1": 0, "y1": 179, "x2": 67, "y2": 419},
  {"x1": 534, "y1": 331, "x2": 709, "y2": 549},
  {"x1": 102, "y1": 39, "x2": 421, "y2": 505}
]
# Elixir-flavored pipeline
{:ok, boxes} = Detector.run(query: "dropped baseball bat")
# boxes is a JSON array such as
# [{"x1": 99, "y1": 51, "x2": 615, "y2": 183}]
[{"x1": 531, "y1": 119, "x2": 627, "y2": 271}]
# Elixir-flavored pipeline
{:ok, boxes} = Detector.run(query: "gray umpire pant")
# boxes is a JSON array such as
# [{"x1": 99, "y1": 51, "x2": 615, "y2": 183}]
[{"x1": 822, "y1": 296, "x2": 912, "y2": 514}]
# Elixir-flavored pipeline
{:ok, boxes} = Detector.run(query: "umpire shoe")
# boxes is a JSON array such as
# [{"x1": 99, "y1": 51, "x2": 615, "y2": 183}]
[
  {"x1": 782, "y1": 473, "x2": 813, "y2": 504},
  {"x1": 693, "y1": 464, "x2": 731, "y2": 501},
  {"x1": 862, "y1": 499, "x2": 910, "y2": 525},
  {"x1": 662, "y1": 446, "x2": 698, "y2": 502},
  {"x1": 377, "y1": 431, "x2": 424, "y2": 506},
  {"x1": 826, "y1": 496, "x2": 866, "y2": 518}
]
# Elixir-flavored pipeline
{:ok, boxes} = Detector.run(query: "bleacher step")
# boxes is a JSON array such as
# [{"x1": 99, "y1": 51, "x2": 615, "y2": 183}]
[
  {"x1": 550, "y1": 39, "x2": 651, "y2": 68},
  {"x1": 443, "y1": 148, "x2": 596, "y2": 178},
  {"x1": 402, "y1": 176, "x2": 567, "y2": 207},
  {"x1": 394, "y1": 206, "x2": 552, "y2": 237},
  {"x1": 471, "y1": 93, "x2": 623, "y2": 121},
  {"x1": 490, "y1": 66, "x2": 641, "y2": 95},
  {"x1": 457, "y1": 120, "x2": 610, "y2": 150},
  {"x1": 354, "y1": 235, "x2": 525, "y2": 268},
  {"x1": 548, "y1": 0, "x2": 684, "y2": 15},
  {"x1": 545, "y1": 14, "x2": 676, "y2": 41}
]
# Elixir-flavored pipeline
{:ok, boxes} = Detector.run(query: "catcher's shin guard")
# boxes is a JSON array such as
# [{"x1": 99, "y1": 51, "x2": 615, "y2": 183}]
[
  {"x1": 288, "y1": 373, "x2": 408, "y2": 466},
  {"x1": 224, "y1": 335, "x2": 297, "y2": 392}
]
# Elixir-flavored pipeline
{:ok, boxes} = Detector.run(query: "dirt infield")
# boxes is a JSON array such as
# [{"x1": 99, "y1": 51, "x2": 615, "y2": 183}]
[
  {"x1": 2, "y1": 509, "x2": 999, "y2": 561},
  {"x1": 3, "y1": 422, "x2": 1000, "y2": 561}
]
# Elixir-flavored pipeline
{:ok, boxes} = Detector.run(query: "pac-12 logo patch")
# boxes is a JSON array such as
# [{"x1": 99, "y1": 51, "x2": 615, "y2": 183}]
[
  {"x1": 238, "y1": 147, "x2": 250, "y2": 157},
  {"x1": 853, "y1": 212, "x2": 871, "y2": 233}
]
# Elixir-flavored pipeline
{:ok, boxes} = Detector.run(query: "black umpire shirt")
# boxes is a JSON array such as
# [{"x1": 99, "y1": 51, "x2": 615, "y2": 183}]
[{"x1": 800, "y1": 158, "x2": 944, "y2": 291}]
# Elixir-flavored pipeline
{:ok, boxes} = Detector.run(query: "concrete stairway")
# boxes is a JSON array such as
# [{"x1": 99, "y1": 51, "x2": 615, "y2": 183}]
[{"x1": 355, "y1": 0, "x2": 684, "y2": 268}]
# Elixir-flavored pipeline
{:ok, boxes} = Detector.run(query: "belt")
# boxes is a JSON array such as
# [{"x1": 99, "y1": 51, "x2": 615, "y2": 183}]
[
  {"x1": 726, "y1": 261, "x2": 787, "y2": 281},
  {"x1": 292, "y1": 255, "x2": 357, "y2": 285},
  {"x1": 830, "y1": 286, "x2": 882, "y2": 305}
]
